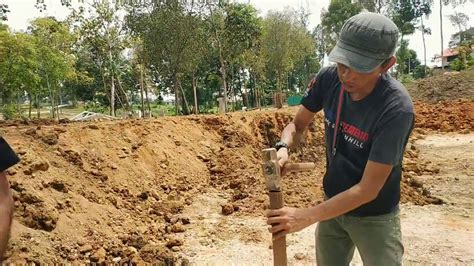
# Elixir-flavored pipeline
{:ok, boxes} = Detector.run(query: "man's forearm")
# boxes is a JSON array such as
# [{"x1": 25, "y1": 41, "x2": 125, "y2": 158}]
[
  {"x1": 0, "y1": 198, "x2": 13, "y2": 259},
  {"x1": 280, "y1": 122, "x2": 303, "y2": 148},
  {"x1": 304, "y1": 184, "x2": 376, "y2": 225},
  {"x1": 0, "y1": 172, "x2": 13, "y2": 260}
]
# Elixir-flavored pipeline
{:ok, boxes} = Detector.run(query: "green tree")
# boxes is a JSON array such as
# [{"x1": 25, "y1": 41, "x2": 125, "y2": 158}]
[
  {"x1": 396, "y1": 39, "x2": 421, "y2": 76},
  {"x1": 448, "y1": 11, "x2": 470, "y2": 40},
  {"x1": 69, "y1": 1, "x2": 131, "y2": 116},
  {"x1": 439, "y1": 0, "x2": 470, "y2": 70},
  {"x1": 320, "y1": 0, "x2": 363, "y2": 54},
  {"x1": 0, "y1": 3, "x2": 9, "y2": 21},
  {"x1": 261, "y1": 9, "x2": 317, "y2": 95},
  {"x1": 127, "y1": 2, "x2": 208, "y2": 115},
  {"x1": 29, "y1": 17, "x2": 76, "y2": 119},
  {"x1": 205, "y1": 3, "x2": 262, "y2": 112}
]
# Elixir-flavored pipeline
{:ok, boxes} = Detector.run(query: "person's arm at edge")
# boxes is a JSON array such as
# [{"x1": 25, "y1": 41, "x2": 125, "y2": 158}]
[{"x1": 0, "y1": 171, "x2": 14, "y2": 260}]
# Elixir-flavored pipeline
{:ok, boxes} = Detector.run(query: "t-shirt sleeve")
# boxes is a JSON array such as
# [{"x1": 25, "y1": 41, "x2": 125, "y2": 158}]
[
  {"x1": 368, "y1": 112, "x2": 414, "y2": 165},
  {"x1": 0, "y1": 137, "x2": 20, "y2": 172},
  {"x1": 300, "y1": 68, "x2": 328, "y2": 113}
]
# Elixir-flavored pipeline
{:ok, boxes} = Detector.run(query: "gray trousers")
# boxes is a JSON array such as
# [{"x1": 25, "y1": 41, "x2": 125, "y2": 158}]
[{"x1": 315, "y1": 209, "x2": 404, "y2": 266}]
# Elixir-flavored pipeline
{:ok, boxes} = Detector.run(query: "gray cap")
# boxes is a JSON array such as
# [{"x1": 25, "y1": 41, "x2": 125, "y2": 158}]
[{"x1": 328, "y1": 12, "x2": 399, "y2": 73}]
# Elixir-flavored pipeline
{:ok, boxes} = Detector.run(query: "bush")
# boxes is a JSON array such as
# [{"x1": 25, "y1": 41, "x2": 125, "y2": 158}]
[
  {"x1": 1, "y1": 104, "x2": 22, "y2": 120},
  {"x1": 399, "y1": 74, "x2": 415, "y2": 85}
]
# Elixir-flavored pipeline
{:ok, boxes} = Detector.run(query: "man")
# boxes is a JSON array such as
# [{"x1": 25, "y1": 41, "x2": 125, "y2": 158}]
[
  {"x1": 0, "y1": 137, "x2": 19, "y2": 260},
  {"x1": 266, "y1": 12, "x2": 413, "y2": 265}
]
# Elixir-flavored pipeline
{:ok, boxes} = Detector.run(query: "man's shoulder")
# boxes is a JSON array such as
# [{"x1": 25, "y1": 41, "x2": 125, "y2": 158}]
[
  {"x1": 379, "y1": 74, "x2": 414, "y2": 114},
  {"x1": 318, "y1": 65, "x2": 338, "y2": 80}
]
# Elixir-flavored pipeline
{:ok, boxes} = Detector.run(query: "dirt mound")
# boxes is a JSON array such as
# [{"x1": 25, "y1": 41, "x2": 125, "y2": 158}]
[
  {"x1": 0, "y1": 103, "x2": 462, "y2": 263},
  {"x1": 407, "y1": 69, "x2": 474, "y2": 103},
  {"x1": 414, "y1": 100, "x2": 473, "y2": 132}
]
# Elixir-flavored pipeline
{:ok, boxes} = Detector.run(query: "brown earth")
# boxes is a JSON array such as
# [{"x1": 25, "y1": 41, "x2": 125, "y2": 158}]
[
  {"x1": 407, "y1": 69, "x2": 474, "y2": 103},
  {"x1": 1, "y1": 98, "x2": 472, "y2": 263}
]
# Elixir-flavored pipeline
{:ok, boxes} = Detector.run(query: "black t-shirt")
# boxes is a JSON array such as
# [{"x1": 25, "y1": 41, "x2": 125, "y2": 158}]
[
  {"x1": 0, "y1": 137, "x2": 20, "y2": 172},
  {"x1": 301, "y1": 66, "x2": 414, "y2": 216}
]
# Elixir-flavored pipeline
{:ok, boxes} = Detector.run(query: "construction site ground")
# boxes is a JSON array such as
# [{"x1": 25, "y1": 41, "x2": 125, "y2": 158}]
[{"x1": 0, "y1": 72, "x2": 473, "y2": 264}]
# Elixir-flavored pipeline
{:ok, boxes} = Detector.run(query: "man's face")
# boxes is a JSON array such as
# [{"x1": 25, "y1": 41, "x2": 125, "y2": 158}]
[{"x1": 336, "y1": 63, "x2": 384, "y2": 93}]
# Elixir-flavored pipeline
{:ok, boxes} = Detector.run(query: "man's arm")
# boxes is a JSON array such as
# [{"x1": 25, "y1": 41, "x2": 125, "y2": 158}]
[
  {"x1": 277, "y1": 105, "x2": 316, "y2": 169},
  {"x1": 267, "y1": 160, "x2": 392, "y2": 239},
  {"x1": 0, "y1": 171, "x2": 13, "y2": 260}
]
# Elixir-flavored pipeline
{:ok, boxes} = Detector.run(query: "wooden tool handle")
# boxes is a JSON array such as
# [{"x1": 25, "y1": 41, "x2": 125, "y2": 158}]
[
  {"x1": 284, "y1": 162, "x2": 315, "y2": 172},
  {"x1": 269, "y1": 191, "x2": 287, "y2": 266}
]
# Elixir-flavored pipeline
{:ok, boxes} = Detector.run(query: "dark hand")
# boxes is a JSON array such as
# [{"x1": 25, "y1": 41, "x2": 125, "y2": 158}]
[{"x1": 266, "y1": 207, "x2": 312, "y2": 240}]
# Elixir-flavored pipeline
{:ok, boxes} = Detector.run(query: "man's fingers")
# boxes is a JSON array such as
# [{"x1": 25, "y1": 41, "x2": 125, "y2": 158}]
[
  {"x1": 268, "y1": 223, "x2": 287, "y2": 234},
  {"x1": 267, "y1": 216, "x2": 286, "y2": 225},
  {"x1": 265, "y1": 208, "x2": 285, "y2": 217}
]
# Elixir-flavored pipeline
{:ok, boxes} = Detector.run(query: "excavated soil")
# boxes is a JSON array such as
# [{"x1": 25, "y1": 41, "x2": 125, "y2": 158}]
[
  {"x1": 0, "y1": 99, "x2": 472, "y2": 263},
  {"x1": 407, "y1": 69, "x2": 474, "y2": 103}
]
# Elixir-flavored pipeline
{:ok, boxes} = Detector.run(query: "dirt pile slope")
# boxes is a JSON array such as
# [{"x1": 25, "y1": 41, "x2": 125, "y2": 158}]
[
  {"x1": 0, "y1": 101, "x2": 469, "y2": 263},
  {"x1": 407, "y1": 69, "x2": 474, "y2": 103}
]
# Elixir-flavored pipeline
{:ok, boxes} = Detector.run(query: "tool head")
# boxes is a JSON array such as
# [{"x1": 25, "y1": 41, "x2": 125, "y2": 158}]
[{"x1": 262, "y1": 148, "x2": 281, "y2": 192}]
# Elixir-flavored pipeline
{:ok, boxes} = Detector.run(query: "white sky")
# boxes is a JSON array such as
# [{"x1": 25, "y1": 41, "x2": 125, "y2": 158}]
[{"x1": 3, "y1": 0, "x2": 473, "y2": 67}]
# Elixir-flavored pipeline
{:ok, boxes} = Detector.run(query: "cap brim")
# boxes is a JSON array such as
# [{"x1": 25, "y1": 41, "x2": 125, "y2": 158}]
[{"x1": 328, "y1": 42, "x2": 384, "y2": 73}]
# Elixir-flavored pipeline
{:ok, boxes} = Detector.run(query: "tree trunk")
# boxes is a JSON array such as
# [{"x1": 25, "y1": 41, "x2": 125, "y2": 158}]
[
  {"x1": 45, "y1": 73, "x2": 55, "y2": 119},
  {"x1": 219, "y1": 54, "x2": 228, "y2": 113},
  {"x1": 108, "y1": 49, "x2": 115, "y2": 116},
  {"x1": 440, "y1": 0, "x2": 444, "y2": 70},
  {"x1": 28, "y1": 94, "x2": 32, "y2": 119},
  {"x1": 192, "y1": 72, "x2": 198, "y2": 114},
  {"x1": 36, "y1": 94, "x2": 40, "y2": 119},
  {"x1": 140, "y1": 64, "x2": 145, "y2": 118},
  {"x1": 174, "y1": 74, "x2": 179, "y2": 115},
  {"x1": 144, "y1": 85, "x2": 151, "y2": 117},
  {"x1": 177, "y1": 78, "x2": 190, "y2": 115},
  {"x1": 56, "y1": 92, "x2": 60, "y2": 120},
  {"x1": 421, "y1": 16, "x2": 427, "y2": 76}
]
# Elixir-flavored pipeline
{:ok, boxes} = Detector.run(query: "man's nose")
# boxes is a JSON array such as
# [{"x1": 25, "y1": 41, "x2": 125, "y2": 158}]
[{"x1": 341, "y1": 68, "x2": 356, "y2": 83}]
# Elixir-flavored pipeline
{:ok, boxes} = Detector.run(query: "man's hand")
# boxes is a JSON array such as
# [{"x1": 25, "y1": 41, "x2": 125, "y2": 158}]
[
  {"x1": 266, "y1": 207, "x2": 314, "y2": 240},
  {"x1": 276, "y1": 148, "x2": 289, "y2": 176}
]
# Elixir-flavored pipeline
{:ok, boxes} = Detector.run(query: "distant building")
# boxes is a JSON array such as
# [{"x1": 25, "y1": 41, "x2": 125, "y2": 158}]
[{"x1": 432, "y1": 48, "x2": 460, "y2": 69}]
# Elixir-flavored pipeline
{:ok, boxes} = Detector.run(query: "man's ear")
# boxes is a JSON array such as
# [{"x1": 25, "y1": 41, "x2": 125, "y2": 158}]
[{"x1": 381, "y1": 56, "x2": 396, "y2": 74}]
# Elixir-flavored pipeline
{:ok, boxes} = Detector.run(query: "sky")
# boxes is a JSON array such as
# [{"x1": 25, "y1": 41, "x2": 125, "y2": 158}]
[{"x1": 3, "y1": 0, "x2": 473, "y2": 67}]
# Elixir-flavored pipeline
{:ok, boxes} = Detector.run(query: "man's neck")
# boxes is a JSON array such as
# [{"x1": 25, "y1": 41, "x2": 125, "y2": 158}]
[{"x1": 349, "y1": 76, "x2": 381, "y2": 101}]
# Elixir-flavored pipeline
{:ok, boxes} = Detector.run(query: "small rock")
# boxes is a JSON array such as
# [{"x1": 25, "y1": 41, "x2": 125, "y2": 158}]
[
  {"x1": 181, "y1": 258, "x2": 190, "y2": 266},
  {"x1": 79, "y1": 244, "x2": 93, "y2": 254},
  {"x1": 210, "y1": 166, "x2": 222, "y2": 174},
  {"x1": 110, "y1": 164, "x2": 118, "y2": 170},
  {"x1": 90, "y1": 247, "x2": 106, "y2": 262},
  {"x1": 7, "y1": 169, "x2": 17, "y2": 176},
  {"x1": 126, "y1": 246, "x2": 138, "y2": 255},
  {"x1": 221, "y1": 203, "x2": 234, "y2": 215},
  {"x1": 88, "y1": 124, "x2": 99, "y2": 130},
  {"x1": 49, "y1": 181, "x2": 68, "y2": 193},
  {"x1": 112, "y1": 257, "x2": 121, "y2": 263},
  {"x1": 138, "y1": 191, "x2": 149, "y2": 201},
  {"x1": 171, "y1": 224, "x2": 186, "y2": 233},
  {"x1": 68, "y1": 253, "x2": 79, "y2": 261},
  {"x1": 294, "y1": 253, "x2": 305, "y2": 260},
  {"x1": 196, "y1": 154, "x2": 209, "y2": 162},
  {"x1": 181, "y1": 217, "x2": 190, "y2": 225},
  {"x1": 166, "y1": 239, "x2": 183, "y2": 248}
]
